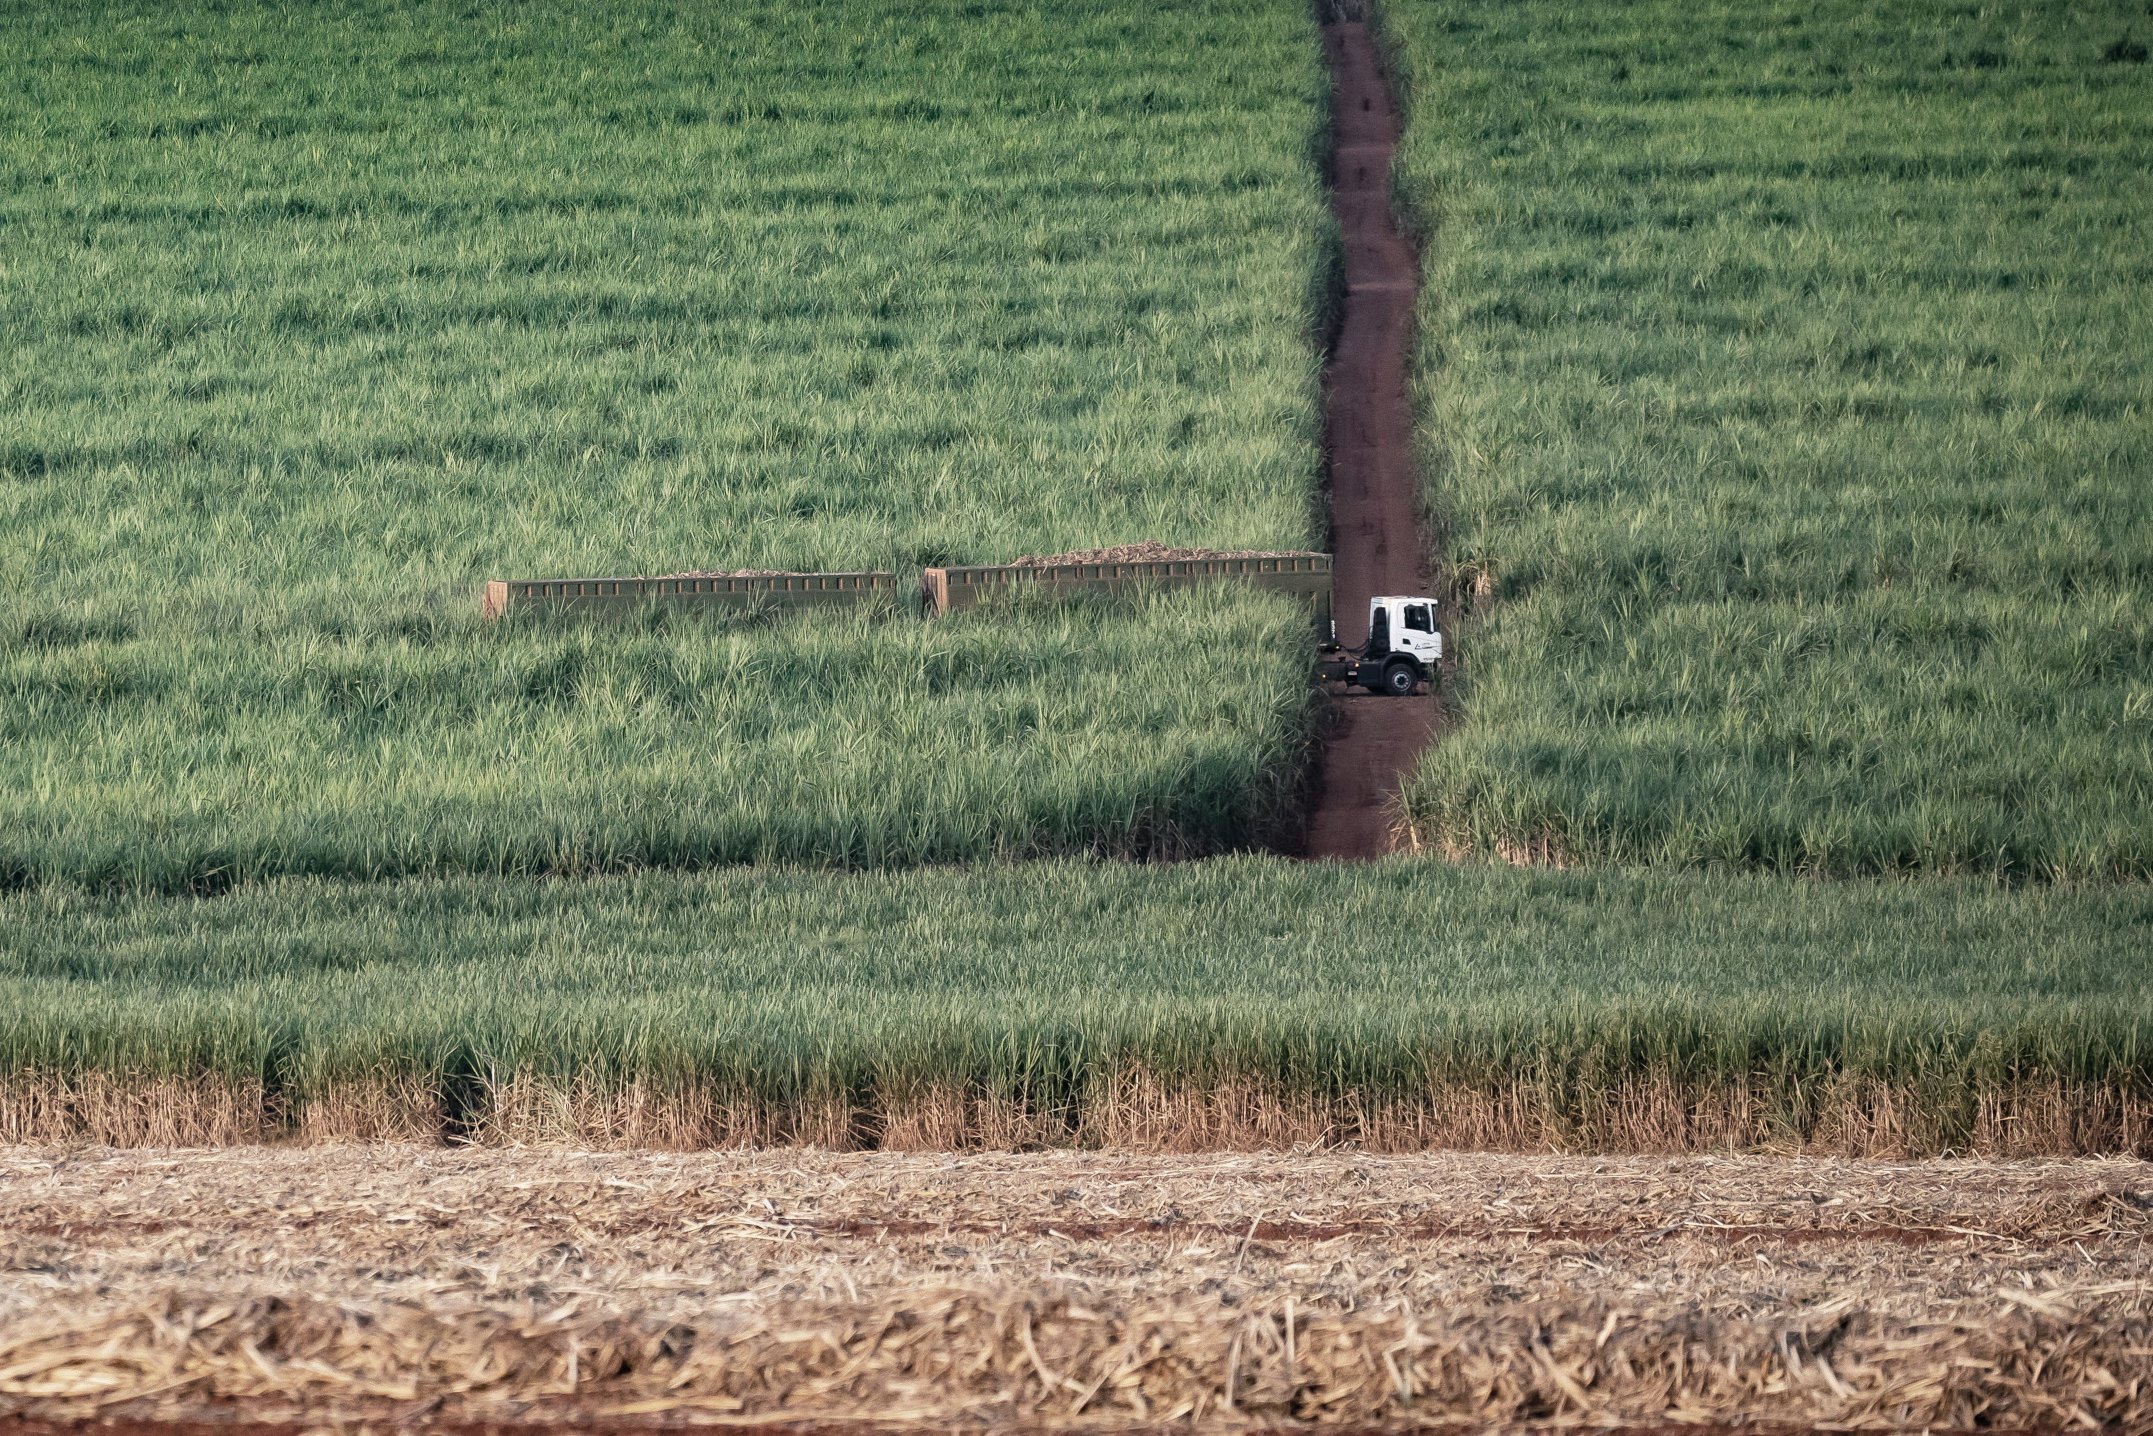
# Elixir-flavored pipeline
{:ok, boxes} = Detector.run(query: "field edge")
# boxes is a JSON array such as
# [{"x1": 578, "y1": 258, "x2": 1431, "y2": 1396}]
[{"x1": 11, "y1": 1067, "x2": 2153, "y2": 1157}]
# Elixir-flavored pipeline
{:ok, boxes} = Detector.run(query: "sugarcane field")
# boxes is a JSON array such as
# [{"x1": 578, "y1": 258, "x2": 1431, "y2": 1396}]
[{"x1": 2, "y1": 0, "x2": 2148, "y2": 1431}]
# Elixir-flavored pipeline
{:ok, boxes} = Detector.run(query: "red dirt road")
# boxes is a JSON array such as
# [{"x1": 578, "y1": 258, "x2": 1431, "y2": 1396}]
[{"x1": 1306, "y1": 22, "x2": 1440, "y2": 860}]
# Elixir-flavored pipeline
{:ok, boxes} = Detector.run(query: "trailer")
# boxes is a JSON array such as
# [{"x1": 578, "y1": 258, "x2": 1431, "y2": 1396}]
[
  {"x1": 482, "y1": 572, "x2": 896, "y2": 619},
  {"x1": 921, "y1": 554, "x2": 1331, "y2": 622}
]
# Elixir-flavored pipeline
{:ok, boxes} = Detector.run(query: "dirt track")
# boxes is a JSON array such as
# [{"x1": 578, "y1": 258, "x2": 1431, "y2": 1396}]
[
  {"x1": 1307, "y1": 23, "x2": 1441, "y2": 860},
  {"x1": 3, "y1": 1146, "x2": 2149, "y2": 1432}
]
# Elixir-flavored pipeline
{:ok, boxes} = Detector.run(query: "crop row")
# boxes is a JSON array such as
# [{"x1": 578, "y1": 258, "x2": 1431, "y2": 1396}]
[
  {"x1": 0, "y1": 0, "x2": 1338, "y2": 888},
  {"x1": 5, "y1": 858, "x2": 2150, "y2": 1151},
  {"x1": 1384, "y1": 0, "x2": 2153, "y2": 880}
]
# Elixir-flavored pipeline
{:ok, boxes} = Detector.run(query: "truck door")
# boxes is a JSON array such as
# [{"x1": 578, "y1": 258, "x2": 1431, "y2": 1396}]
[{"x1": 1401, "y1": 603, "x2": 1438, "y2": 664}]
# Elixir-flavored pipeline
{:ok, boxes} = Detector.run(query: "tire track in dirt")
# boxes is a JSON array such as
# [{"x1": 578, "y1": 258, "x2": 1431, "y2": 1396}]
[
  {"x1": 773, "y1": 1217, "x2": 2051, "y2": 1250},
  {"x1": 1306, "y1": 21, "x2": 1441, "y2": 861},
  {"x1": 9, "y1": 1213, "x2": 2092, "y2": 1251}
]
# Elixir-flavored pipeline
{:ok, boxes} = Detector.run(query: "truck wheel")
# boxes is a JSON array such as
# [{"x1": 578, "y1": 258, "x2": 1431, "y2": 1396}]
[{"x1": 1381, "y1": 661, "x2": 1418, "y2": 696}]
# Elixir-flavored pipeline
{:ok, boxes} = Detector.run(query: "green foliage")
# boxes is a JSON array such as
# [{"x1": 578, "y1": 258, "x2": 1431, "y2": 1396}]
[
  {"x1": 0, "y1": 0, "x2": 1338, "y2": 887},
  {"x1": 1, "y1": 586, "x2": 1318, "y2": 889},
  {"x1": 3, "y1": 861, "x2": 2148, "y2": 1123},
  {"x1": 1383, "y1": 0, "x2": 2153, "y2": 879}
]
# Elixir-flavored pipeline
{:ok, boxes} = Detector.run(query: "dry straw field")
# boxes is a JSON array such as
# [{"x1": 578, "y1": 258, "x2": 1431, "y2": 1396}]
[{"x1": 4, "y1": 1146, "x2": 2152, "y2": 1430}]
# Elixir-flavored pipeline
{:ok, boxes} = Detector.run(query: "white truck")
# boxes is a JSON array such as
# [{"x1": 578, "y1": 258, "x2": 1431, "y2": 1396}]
[{"x1": 1316, "y1": 595, "x2": 1441, "y2": 696}]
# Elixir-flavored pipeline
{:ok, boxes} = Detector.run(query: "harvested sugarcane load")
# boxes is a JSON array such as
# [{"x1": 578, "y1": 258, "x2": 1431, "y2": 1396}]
[
  {"x1": 922, "y1": 542, "x2": 1331, "y2": 621},
  {"x1": 482, "y1": 570, "x2": 897, "y2": 619}
]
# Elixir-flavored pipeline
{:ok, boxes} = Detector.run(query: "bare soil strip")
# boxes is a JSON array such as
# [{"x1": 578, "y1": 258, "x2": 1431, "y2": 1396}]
[
  {"x1": 4, "y1": 1146, "x2": 2149, "y2": 1431},
  {"x1": 6, "y1": 1215, "x2": 2054, "y2": 1249},
  {"x1": 1307, "y1": 23, "x2": 1440, "y2": 860}
]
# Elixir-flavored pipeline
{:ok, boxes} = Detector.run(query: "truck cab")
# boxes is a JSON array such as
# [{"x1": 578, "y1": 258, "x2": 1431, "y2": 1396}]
[{"x1": 1317, "y1": 595, "x2": 1441, "y2": 696}]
